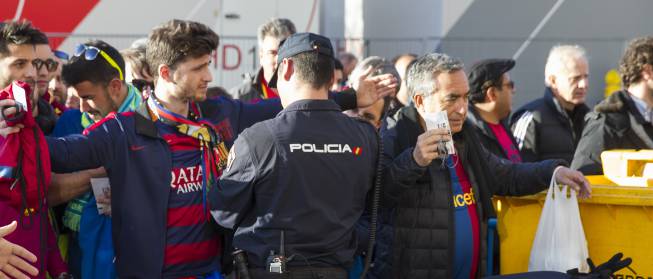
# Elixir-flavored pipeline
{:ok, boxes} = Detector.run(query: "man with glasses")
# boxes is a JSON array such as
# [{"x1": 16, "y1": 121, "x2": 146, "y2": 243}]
[
  {"x1": 0, "y1": 21, "x2": 58, "y2": 135},
  {"x1": 33, "y1": 39, "x2": 60, "y2": 134},
  {"x1": 46, "y1": 50, "x2": 69, "y2": 116},
  {"x1": 511, "y1": 45, "x2": 591, "y2": 163},
  {"x1": 467, "y1": 59, "x2": 522, "y2": 162}
]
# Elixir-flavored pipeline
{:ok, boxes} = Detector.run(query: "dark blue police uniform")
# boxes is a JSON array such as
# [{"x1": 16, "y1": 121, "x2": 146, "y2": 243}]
[{"x1": 210, "y1": 98, "x2": 377, "y2": 274}]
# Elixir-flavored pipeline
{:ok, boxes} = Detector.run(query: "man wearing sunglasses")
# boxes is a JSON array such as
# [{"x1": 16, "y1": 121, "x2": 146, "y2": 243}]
[
  {"x1": 47, "y1": 39, "x2": 143, "y2": 279},
  {"x1": 0, "y1": 20, "x2": 58, "y2": 135},
  {"x1": 32, "y1": 39, "x2": 60, "y2": 135},
  {"x1": 46, "y1": 50, "x2": 69, "y2": 116},
  {"x1": 467, "y1": 59, "x2": 522, "y2": 163}
]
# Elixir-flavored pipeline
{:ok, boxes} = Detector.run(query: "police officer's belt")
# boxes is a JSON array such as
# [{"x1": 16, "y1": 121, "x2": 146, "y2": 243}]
[{"x1": 248, "y1": 267, "x2": 347, "y2": 279}]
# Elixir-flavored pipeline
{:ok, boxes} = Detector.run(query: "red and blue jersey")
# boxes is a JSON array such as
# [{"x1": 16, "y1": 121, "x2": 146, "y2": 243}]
[
  {"x1": 447, "y1": 155, "x2": 479, "y2": 279},
  {"x1": 157, "y1": 121, "x2": 222, "y2": 278}
]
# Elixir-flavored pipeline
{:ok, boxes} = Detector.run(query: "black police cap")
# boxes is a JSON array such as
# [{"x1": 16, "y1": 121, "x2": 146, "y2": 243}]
[{"x1": 268, "y1": 32, "x2": 334, "y2": 88}]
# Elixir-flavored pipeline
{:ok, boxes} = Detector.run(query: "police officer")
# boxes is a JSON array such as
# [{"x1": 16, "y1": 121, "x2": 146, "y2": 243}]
[{"x1": 210, "y1": 33, "x2": 378, "y2": 279}]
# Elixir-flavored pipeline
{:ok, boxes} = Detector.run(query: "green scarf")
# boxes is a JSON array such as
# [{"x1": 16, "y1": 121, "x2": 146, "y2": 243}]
[{"x1": 63, "y1": 84, "x2": 142, "y2": 232}]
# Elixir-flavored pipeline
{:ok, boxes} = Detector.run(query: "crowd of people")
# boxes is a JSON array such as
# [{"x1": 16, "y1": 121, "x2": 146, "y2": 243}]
[{"x1": 0, "y1": 15, "x2": 649, "y2": 279}]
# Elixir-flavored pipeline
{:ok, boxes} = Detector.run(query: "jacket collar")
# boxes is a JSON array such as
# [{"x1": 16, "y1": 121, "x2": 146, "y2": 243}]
[
  {"x1": 544, "y1": 87, "x2": 568, "y2": 118},
  {"x1": 467, "y1": 104, "x2": 508, "y2": 140},
  {"x1": 279, "y1": 99, "x2": 341, "y2": 114},
  {"x1": 598, "y1": 91, "x2": 653, "y2": 147},
  {"x1": 133, "y1": 101, "x2": 160, "y2": 139},
  {"x1": 132, "y1": 97, "x2": 224, "y2": 139},
  {"x1": 544, "y1": 87, "x2": 590, "y2": 120},
  {"x1": 597, "y1": 90, "x2": 649, "y2": 122},
  {"x1": 251, "y1": 68, "x2": 265, "y2": 87}
]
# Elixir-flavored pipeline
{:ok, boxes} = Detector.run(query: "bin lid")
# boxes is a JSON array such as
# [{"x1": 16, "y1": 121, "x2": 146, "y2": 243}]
[
  {"x1": 601, "y1": 150, "x2": 653, "y2": 187},
  {"x1": 499, "y1": 175, "x2": 653, "y2": 206}
]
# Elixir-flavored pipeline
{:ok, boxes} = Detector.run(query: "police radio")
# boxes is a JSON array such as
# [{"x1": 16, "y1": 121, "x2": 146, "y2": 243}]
[{"x1": 266, "y1": 230, "x2": 287, "y2": 274}]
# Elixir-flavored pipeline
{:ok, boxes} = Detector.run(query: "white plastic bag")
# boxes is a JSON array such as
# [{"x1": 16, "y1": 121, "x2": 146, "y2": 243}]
[{"x1": 528, "y1": 176, "x2": 589, "y2": 272}]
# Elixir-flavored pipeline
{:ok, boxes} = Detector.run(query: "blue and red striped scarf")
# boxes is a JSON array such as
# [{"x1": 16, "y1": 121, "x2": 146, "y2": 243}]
[{"x1": 146, "y1": 95, "x2": 229, "y2": 214}]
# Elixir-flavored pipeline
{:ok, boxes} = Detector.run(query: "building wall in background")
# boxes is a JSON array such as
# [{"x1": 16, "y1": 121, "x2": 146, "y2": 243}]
[
  {"x1": 441, "y1": 0, "x2": 653, "y2": 108},
  {"x1": 343, "y1": 0, "x2": 443, "y2": 59},
  {"x1": 3, "y1": 0, "x2": 320, "y2": 90},
  {"x1": 4, "y1": 0, "x2": 653, "y2": 106}
]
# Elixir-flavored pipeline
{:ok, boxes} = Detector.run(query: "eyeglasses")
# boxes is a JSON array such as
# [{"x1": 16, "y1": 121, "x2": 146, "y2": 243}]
[
  {"x1": 32, "y1": 58, "x2": 59, "y2": 72},
  {"x1": 502, "y1": 81, "x2": 515, "y2": 90},
  {"x1": 73, "y1": 44, "x2": 124, "y2": 80}
]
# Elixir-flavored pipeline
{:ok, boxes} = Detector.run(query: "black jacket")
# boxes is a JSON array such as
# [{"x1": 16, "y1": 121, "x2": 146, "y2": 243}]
[
  {"x1": 211, "y1": 100, "x2": 378, "y2": 269},
  {"x1": 467, "y1": 104, "x2": 521, "y2": 161},
  {"x1": 571, "y1": 90, "x2": 653, "y2": 175},
  {"x1": 371, "y1": 106, "x2": 563, "y2": 278},
  {"x1": 36, "y1": 97, "x2": 58, "y2": 135},
  {"x1": 229, "y1": 67, "x2": 362, "y2": 106},
  {"x1": 229, "y1": 68, "x2": 266, "y2": 103},
  {"x1": 511, "y1": 87, "x2": 589, "y2": 163}
]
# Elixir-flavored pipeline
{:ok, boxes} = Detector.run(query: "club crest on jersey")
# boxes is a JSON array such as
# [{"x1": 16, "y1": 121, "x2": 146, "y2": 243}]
[{"x1": 289, "y1": 143, "x2": 362, "y2": 156}]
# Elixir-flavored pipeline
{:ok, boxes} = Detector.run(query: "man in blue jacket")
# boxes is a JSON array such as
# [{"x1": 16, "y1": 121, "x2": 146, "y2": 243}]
[{"x1": 0, "y1": 19, "x2": 392, "y2": 278}]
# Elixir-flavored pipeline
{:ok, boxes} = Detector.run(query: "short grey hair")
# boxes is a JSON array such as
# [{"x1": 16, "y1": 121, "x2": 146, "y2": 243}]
[
  {"x1": 348, "y1": 56, "x2": 401, "y2": 90},
  {"x1": 544, "y1": 44, "x2": 588, "y2": 85},
  {"x1": 257, "y1": 18, "x2": 296, "y2": 47},
  {"x1": 406, "y1": 52, "x2": 464, "y2": 100}
]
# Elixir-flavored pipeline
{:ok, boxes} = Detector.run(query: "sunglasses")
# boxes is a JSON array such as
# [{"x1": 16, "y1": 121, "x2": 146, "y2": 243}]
[
  {"x1": 131, "y1": 79, "x2": 154, "y2": 92},
  {"x1": 54, "y1": 50, "x2": 69, "y2": 61},
  {"x1": 73, "y1": 44, "x2": 124, "y2": 80},
  {"x1": 32, "y1": 58, "x2": 59, "y2": 72}
]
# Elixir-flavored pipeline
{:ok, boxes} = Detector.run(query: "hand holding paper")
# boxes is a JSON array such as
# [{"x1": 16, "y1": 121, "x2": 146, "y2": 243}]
[{"x1": 91, "y1": 178, "x2": 112, "y2": 216}]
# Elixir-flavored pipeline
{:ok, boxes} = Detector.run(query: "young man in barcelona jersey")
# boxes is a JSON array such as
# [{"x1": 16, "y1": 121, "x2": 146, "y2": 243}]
[
  {"x1": 0, "y1": 19, "x2": 391, "y2": 278},
  {"x1": 370, "y1": 52, "x2": 593, "y2": 279}
]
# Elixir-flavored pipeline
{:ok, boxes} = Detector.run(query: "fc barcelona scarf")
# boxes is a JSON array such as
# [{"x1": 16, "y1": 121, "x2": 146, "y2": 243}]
[
  {"x1": 146, "y1": 95, "x2": 229, "y2": 214},
  {"x1": 64, "y1": 84, "x2": 142, "y2": 232}
]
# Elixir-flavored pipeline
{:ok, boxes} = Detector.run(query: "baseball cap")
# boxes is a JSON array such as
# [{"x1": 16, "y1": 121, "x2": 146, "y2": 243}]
[
  {"x1": 468, "y1": 58, "x2": 515, "y2": 99},
  {"x1": 268, "y1": 32, "x2": 334, "y2": 88}
]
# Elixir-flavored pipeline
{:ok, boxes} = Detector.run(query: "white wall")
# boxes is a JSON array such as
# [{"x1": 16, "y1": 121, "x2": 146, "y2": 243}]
[
  {"x1": 442, "y1": 0, "x2": 474, "y2": 35},
  {"x1": 343, "y1": 0, "x2": 443, "y2": 59},
  {"x1": 59, "y1": 0, "x2": 321, "y2": 89},
  {"x1": 218, "y1": 0, "x2": 320, "y2": 36}
]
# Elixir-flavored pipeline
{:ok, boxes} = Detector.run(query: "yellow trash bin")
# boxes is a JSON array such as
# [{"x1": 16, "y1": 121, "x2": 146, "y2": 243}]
[{"x1": 495, "y1": 175, "x2": 653, "y2": 277}]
